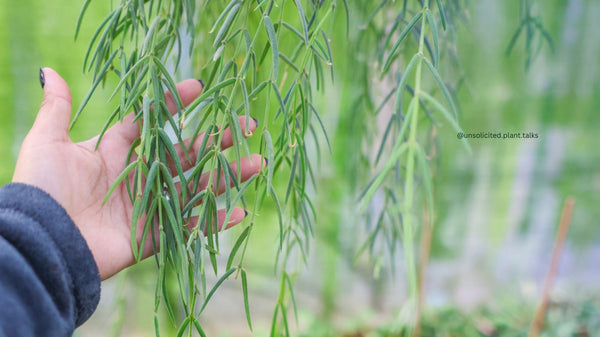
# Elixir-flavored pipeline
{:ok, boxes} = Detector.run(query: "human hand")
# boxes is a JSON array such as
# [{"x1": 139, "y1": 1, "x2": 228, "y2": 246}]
[{"x1": 12, "y1": 68, "x2": 263, "y2": 280}]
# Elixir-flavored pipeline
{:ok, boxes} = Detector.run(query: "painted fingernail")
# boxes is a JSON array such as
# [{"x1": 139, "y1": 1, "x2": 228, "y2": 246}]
[
  {"x1": 197, "y1": 79, "x2": 205, "y2": 88},
  {"x1": 252, "y1": 117, "x2": 259, "y2": 126},
  {"x1": 264, "y1": 157, "x2": 269, "y2": 166},
  {"x1": 39, "y1": 68, "x2": 45, "y2": 89},
  {"x1": 244, "y1": 210, "x2": 248, "y2": 217}
]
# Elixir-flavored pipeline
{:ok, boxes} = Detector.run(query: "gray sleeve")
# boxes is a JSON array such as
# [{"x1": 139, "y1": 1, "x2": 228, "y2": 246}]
[{"x1": 0, "y1": 183, "x2": 101, "y2": 337}]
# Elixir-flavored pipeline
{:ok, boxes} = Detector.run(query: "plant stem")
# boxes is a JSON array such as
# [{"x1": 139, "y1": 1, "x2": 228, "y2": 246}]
[
  {"x1": 401, "y1": 6, "x2": 427, "y2": 333},
  {"x1": 414, "y1": 209, "x2": 432, "y2": 337}
]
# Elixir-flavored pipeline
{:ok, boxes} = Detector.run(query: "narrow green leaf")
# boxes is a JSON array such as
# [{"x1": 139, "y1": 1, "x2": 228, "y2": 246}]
[
  {"x1": 74, "y1": 0, "x2": 92, "y2": 40},
  {"x1": 419, "y1": 90, "x2": 471, "y2": 153},
  {"x1": 141, "y1": 94, "x2": 151, "y2": 154},
  {"x1": 269, "y1": 184, "x2": 284, "y2": 251},
  {"x1": 124, "y1": 138, "x2": 141, "y2": 202},
  {"x1": 154, "y1": 316, "x2": 160, "y2": 337},
  {"x1": 226, "y1": 226, "x2": 251, "y2": 270},
  {"x1": 422, "y1": 56, "x2": 458, "y2": 119},
  {"x1": 154, "y1": 57, "x2": 183, "y2": 113},
  {"x1": 103, "y1": 160, "x2": 137, "y2": 204},
  {"x1": 425, "y1": 9, "x2": 440, "y2": 67},
  {"x1": 94, "y1": 106, "x2": 120, "y2": 150},
  {"x1": 282, "y1": 22, "x2": 304, "y2": 42},
  {"x1": 285, "y1": 148, "x2": 299, "y2": 203},
  {"x1": 383, "y1": 11, "x2": 423, "y2": 74},
  {"x1": 436, "y1": 0, "x2": 447, "y2": 30},
  {"x1": 137, "y1": 198, "x2": 158, "y2": 259},
  {"x1": 380, "y1": 12, "x2": 405, "y2": 63},
  {"x1": 241, "y1": 269, "x2": 252, "y2": 330},
  {"x1": 141, "y1": 161, "x2": 160, "y2": 215},
  {"x1": 210, "y1": 0, "x2": 240, "y2": 34},
  {"x1": 226, "y1": 175, "x2": 258, "y2": 216},
  {"x1": 269, "y1": 303, "x2": 279, "y2": 337},
  {"x1": 271, "y1": 81, "x2": 286, "y2": 117},
  {"x1": 130, "y1": 199, "x2": 143, "y2": 262},
  {"x1": 83, "y1": 9, "x2": 119, "y2": 72},
  {"x1": 279, "y1": 52, "x2": 300, "y2": 73},
  {"x1": 182, "y1": 191, "x2": 207, "y2": 215},
  {"x1": 240, "y1": 80, "x2": 250, "y2": 123},
  {"x1": 217, "y1": 153, "x2": 233, "y2": 210},
  {"x1": 157, "y1": 129, "x2": 189, "y2": 197},
  {"x1": 321, "y1": 30, "x2": 334, "y2": 80},
  {"x1": 199, "y1": 267, "x2": 236, "y2": 313},
  {"x1": 71, "y1": 48, "x2": 119, "y2": 129},
  {"x1": 214, "y1": 2, "x2": 242, "y2": 47},
  {"x1": 341, "y1": 0, "x2": 350, "y2": 35},
  {"x1": 280, "y1": 303, "x2": 290, "y2": 337},
  {"x1": 294, "y1": 0, "x2": 310, "y2": 45},
  {"x1": 141, "y1": 16, "x2": 162, "y2": 55},
  {"x1": 82, "y1": 10, "x2": 112, "y2": 70},
  {"x1": 360, "y1": 138, "x2": 410, "y2": 207},
  {"x1": 161, "y1": 195, "x2": 184, "y2": 248},
  {"x1": 284, "y1": 274, "x2": 299, "y2": 324},
  {"x1": 353, "y1": 214, "x2": 383, "y2": 263},
  {"x1": 264, "y1": 16, "x2": 279, "y2": 80},
  {"x1": 264, "y1": 131, "x2": 274, "y2": 188},
  {"x1": 506, "y1": 21, "x2": 525, "y2": 56},
  {"x1": 309, "y1": 104, "x2": 331, "y2": 153},
  {"x1": 185, "y1": 78, "x2": 236, "y2": 111},
  {"x1": 248, "y1": 80, "x2": 268, "y2": 100},
  {"x1": 394, "y1": 53, "x2": 419, "y2": 114},
  {"x1": 535, "y1": 21, "x2": 555, "y2": 53}
]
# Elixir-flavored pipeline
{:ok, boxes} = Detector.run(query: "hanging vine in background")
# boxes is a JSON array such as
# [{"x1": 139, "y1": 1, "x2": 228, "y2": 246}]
[
  {"x1": 350, "y1": 0, "x2": 470, "y2": 334},
  {"x1": 75, "y1": 0, "x2": 337, "y2": 335}
]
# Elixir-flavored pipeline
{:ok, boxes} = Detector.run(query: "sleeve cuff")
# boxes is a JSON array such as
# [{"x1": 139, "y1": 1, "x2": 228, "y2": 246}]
[{"x1": 0, "y1": 183, "x2": 101, "y2": 326}]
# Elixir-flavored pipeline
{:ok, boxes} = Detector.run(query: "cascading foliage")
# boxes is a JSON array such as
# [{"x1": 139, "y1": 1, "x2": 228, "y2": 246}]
[
  {"x1": 348, "y1": 0, "x2": 551, "y2": 334},
  {"x1": 75, "y1": 0, "x2": 337, "y2": 335},
  {"x1": 345, "y1": 0, "x2": 470, "y2": 334}
]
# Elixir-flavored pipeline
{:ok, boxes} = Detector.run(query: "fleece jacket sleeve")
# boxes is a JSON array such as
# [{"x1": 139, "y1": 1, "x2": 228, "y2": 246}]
[{"x1": 0, "y1": 183, "x2": 100, "y2": 337}]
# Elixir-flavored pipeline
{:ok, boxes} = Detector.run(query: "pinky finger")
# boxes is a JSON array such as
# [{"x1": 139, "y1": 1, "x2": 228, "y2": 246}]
[{"x1": 187, "y1": 207, "x2": 248, "y2": 236}]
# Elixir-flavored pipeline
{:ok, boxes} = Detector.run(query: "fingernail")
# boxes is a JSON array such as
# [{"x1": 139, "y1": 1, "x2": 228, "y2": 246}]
[
  {"x1": 244, "y1": 210, "x2": 248, "y2": 217},
  {"x1": 197, "y1": 79, "x2": 204, "y2": 88},
  {"x1": 264, "y1": 157, "x2": 269, "y2": 166},
  {"x1": 39, "y1": 68, "x2": 45, "y2": 89},
  {"x1": 252, "y1": 117, "x2": 259, "y2": 126}
]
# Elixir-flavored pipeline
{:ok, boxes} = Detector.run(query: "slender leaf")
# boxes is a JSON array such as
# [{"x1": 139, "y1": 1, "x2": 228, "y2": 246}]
[
  {"x1": 383, "y1": 11, "x2": 423, "y2": 74},
  {"x1": 264, "y1": 16, "x2": 279, "y2": 80},
  {"x1": 241, "y1": 269, "x2": 252, "y2": 330},
  {"x1": 199, "y1": 268, "x2": 236, "y2": 313}
]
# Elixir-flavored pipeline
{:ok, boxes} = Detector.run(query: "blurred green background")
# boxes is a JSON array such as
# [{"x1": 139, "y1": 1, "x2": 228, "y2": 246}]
[{"x1": 0, "y1": 0, "x2": 599, "y2": 336}]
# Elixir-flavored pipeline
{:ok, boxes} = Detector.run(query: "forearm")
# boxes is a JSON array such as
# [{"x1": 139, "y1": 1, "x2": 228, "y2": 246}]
[{"x1": 0, "y1": 183, "x2": 100, "y2": 337}]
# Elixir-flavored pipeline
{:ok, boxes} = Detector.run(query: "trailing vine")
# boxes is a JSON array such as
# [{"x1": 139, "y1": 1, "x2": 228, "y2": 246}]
[{"x1": 76, "y1": 0, "x2": 337, "y2": 335}]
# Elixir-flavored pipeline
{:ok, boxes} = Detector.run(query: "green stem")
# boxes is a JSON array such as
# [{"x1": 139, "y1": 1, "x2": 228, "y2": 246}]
[{"x1": 401, "y1": 5, "x2": 428, "y2": 332}]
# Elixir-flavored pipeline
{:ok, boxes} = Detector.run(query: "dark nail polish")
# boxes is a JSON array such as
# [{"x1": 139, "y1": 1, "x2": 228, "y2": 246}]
[
  {"x1": 244, "y1": 210, "x2": 248, "y2": 217},
  {"x1": 39, "y1": 68, "x2": 45, "y2": 89},
  {"x1": 264, "y1": 157, "x2": 269, "y2": 165},
  {"x1": 252, "y1": 117, "x2": 259, "y2": 126},
  {"x1": 197, "y1": 79, "x2": 205, "y2": 88}
]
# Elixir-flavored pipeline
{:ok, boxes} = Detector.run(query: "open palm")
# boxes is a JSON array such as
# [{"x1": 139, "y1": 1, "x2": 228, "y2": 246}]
[{"x1": 13, "y1": 68, "x2": 263, "y2": 279}]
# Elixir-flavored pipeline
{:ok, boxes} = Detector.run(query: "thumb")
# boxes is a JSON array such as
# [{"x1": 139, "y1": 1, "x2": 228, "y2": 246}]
[{"x1": 32, "y1": 67, "x2": 73, "y2": 141}]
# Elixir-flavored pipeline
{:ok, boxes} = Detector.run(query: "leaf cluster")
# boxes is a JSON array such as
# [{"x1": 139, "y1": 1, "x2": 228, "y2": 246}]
[
  {"x1": 76, "y1": 0, "x2": 338, "y2": 335},
  {"x1": 506, "y1": 0, "x2": 555, "y2": 70}
]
